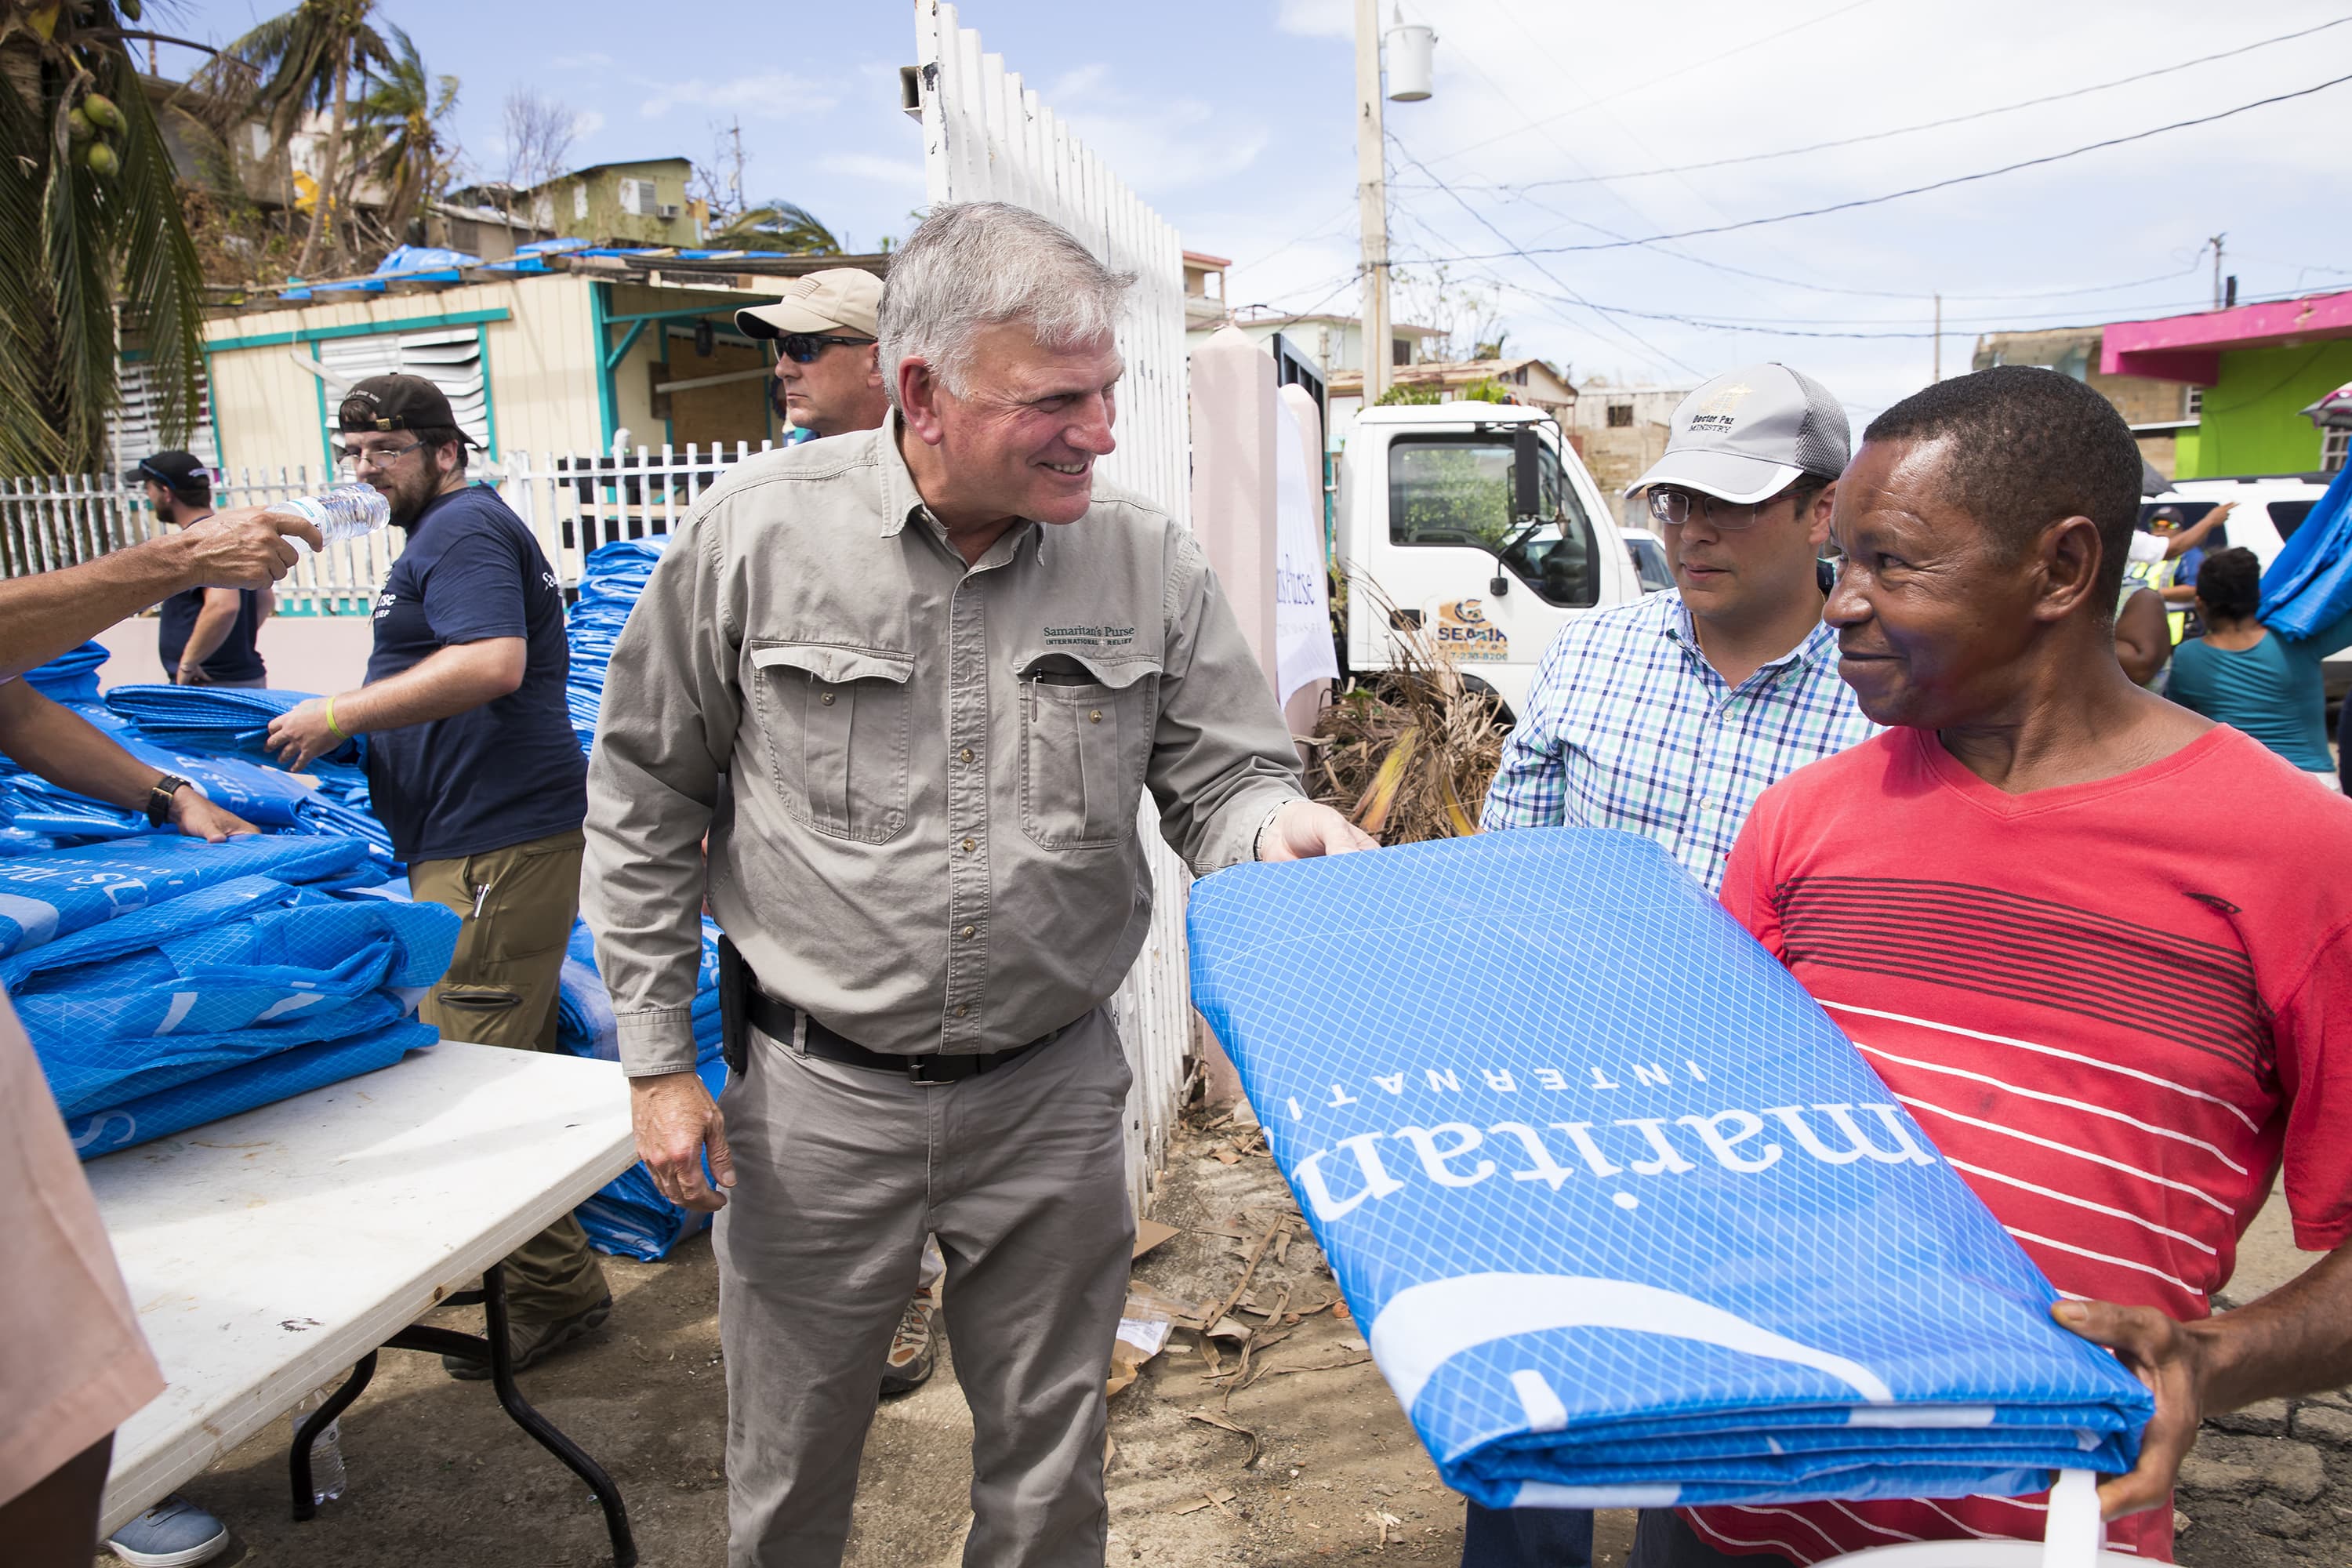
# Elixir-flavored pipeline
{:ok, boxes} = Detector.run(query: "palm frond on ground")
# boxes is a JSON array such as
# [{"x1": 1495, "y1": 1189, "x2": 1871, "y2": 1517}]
[
  {"x1": 1308, "y1": 575, "x2": 1504, "y2": 845},
  {"x1": 0, "y1": 1, "x2": 208, "y2": 475}
]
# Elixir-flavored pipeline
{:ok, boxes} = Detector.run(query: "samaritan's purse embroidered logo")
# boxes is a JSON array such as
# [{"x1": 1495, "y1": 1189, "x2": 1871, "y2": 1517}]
[{"x1": 1043, "y1": 623, "x2": 1136, "y2": 649}]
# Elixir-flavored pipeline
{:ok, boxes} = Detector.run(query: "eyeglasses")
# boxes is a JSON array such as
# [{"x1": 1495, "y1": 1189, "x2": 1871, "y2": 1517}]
[
  {"x1": 1647, "y1": 486, "x2": 1800, "y2": 532},
  {"x1": 336, "y1": 439, "x2": 425, "y2": 470},
  {"x1": 773, "y1": 332, "x2": 875, "y2": 365}
]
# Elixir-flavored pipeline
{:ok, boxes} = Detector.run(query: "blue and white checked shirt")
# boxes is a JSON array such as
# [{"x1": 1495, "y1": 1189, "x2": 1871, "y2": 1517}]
[{"x1": 1482, "y1": 591, "x2": 1877, "y2": 893}]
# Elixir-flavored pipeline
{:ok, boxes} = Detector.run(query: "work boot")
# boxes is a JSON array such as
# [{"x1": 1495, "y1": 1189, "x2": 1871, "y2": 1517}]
[
  {"x1": 443, "y1": 1294, "x2": 612, "y2": 1381},
  {"x1": 880, "y1": 1294, "x2": 936, "y2": 1397}
]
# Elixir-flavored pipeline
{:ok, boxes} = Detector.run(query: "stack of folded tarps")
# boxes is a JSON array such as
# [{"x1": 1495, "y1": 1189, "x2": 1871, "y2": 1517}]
[
  {"x1": 557, "y1": 916, "x2": 729, "y2": 1259},
  {"x1": 1188, "y1": 829, "x2": 2153, "y2": 1511},
  {"x1": 4, "y1": 835, "x2": 456, "y2": 1158},
  {"x1": 563, "y1": 537, "x2": 668, "y2": 753},
  {"x1": 102, "y1": 683, "x2": 392, "y2": 863}
]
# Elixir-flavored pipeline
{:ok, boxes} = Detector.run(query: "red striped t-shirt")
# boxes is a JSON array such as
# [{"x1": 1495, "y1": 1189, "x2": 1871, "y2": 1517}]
[{"x1": 1697, "y1": 724, "x2": 2352, "y2": 1564}]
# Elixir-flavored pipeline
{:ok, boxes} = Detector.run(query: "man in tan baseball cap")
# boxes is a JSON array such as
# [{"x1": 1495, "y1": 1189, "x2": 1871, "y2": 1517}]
[{"x1": 735, "y1": 268, "x2": 887, "y2": 440}]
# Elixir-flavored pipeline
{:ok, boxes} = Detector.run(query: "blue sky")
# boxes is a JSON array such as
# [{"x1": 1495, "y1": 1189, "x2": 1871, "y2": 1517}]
[{"x1": 164, "y1": 1, "x2": 2352, "y2": 419}]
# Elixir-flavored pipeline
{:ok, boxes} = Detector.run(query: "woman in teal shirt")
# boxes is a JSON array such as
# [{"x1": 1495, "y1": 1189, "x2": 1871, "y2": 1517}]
[{"x1": 2168, "y1": 547, "x2": 2352, "y2": 787}]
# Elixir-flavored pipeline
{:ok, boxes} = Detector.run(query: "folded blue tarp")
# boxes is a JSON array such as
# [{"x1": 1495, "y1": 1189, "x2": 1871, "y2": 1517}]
[
  {"x1": 1188, "y1": 829, "x2": 2153, "y2": 1510},
  {"x1": 24, "y1": 641, "x2": 111, "y2": 704},
  {"x1": 18, "y1": 883, "x2": 458, "y2": 1115},
  {"x1": 0, "y1": 834, "x2": 379, "y2": 959},
  {"x1": 63, "y1": 1020, "x2": 434, "y2": 1158},
  {"x1": 103, "y1": 684, "x2": 366, "y2": 770},
  {"x1": 2257, "y1": 460, "x2": 2352, "y2": 639},
  {"x1": 564, "y1": 538, "x2": 669, "y2": 753}
]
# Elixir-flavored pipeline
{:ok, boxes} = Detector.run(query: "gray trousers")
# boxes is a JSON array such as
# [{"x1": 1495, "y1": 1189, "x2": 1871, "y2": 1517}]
[{"x1": 715, "y1": 1007, "x2": 1136, "y2": 1567}]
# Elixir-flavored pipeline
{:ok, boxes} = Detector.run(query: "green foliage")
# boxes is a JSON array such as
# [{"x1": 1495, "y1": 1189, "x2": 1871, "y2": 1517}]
[
  {"x1": 351, "y1": 24, "x2": 458, "y2": 238},
  {"x1": 1374, "y1": 376, "x2": 1515, "y2": 409},
  {"x1": 0, "y1": 1, "x2": 209, "y2": 474},
  {"x1": 1392, "y1": 443, "x2": 1513, "y2": 549}
]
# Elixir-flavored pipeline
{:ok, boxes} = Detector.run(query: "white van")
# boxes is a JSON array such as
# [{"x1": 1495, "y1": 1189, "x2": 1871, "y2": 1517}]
[
  {"x1": 2149, "y1": 472, "x2": 2347, "y2": 700},
  {"x1": 1334, "y1": 402, "x2": 1642, "y2": 721}
]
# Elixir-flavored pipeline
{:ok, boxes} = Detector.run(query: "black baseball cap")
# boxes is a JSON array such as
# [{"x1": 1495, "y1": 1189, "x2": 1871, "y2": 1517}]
[
  {"x1": 132, "y1": 450, "x2": 207, "y2": 491},
  {"x1": 338, "y1": 373, "x2": 473, "y2": 441}
]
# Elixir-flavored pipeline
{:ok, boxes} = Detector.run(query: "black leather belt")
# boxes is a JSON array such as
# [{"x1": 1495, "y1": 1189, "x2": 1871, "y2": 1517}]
[{"x1": 744, "y1": 988, "x2": 1054, "y2": 1085}]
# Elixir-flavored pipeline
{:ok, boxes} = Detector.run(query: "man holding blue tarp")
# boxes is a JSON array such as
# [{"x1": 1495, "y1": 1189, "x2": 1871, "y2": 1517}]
[
  {"x1": 1693, "y1": 366, "x2": 2352, "y2": 1564},
  {"x1": 266, "y1": 373, "x2": 611, "y2": 1380}
]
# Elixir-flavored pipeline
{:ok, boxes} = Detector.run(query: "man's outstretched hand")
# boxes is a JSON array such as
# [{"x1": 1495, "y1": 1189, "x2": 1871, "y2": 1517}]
[
  {"x1": 178, "y1": 508, "x2": 323, "y2": 586},
  {"x1": 630, "y1": 1069, "x2": 735, "y2": 1213},
  {"x1": 1256, "y1": 798, "x2": 1379, "y2": 862}
]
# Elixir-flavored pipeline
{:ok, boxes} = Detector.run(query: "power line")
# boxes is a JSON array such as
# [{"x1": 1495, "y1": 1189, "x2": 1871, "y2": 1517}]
[
  {"x1": 1390, "y1": 148, "x2": 1707, "y2": 378},
  {"x1": 1421, "y1": 0, "x2": 1886, "y2": 170},
  {"x1": 1424, "y1": 71, "x2": 2352, "y2": 261},
  {"x1": 1416, "y1": 14, "x2": 2352, "y2": 193}
]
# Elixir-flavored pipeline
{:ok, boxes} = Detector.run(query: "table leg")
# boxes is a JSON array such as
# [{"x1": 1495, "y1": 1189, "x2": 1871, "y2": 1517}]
[
  {"x1": 480, "y1": 1263, "x2": 639, "y2": 1568},
  {"x1": 289, "y1": 1351, "x2": 379, "y2": 1523}
]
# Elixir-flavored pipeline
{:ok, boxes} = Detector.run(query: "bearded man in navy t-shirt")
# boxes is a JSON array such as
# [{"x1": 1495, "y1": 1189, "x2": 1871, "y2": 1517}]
[{"x1": 267, "y1": 374, "x2": 610, "y2": 1377}]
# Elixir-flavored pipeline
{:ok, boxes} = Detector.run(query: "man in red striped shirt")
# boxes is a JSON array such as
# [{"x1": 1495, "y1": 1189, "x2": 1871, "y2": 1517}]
[{"x1": 1674, "y1": 365, "x2": 2352, "y2": 1566}]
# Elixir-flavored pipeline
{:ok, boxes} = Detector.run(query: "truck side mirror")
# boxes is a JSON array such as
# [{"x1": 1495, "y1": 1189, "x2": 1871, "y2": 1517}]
[
  {"x1": 1489, "y1": 573, "x2": 1509, "y2": 597},
  {"x1": 1512, "y1": 425, "x2": 1543, "y2": 520}
]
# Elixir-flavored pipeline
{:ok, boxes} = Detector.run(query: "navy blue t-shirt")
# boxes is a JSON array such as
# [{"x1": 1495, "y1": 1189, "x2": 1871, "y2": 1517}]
[
  {"x1": 157, "y1": 585, "x2": 267, "y2": 682},
  {"x1": 365, "y1": 485, "x2": 586, "y2": 863}
]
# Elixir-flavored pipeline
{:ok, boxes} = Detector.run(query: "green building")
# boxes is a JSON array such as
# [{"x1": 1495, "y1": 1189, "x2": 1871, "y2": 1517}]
[{"x1": 2101, "y1": 290, "x2": 2352, "y2": 479}]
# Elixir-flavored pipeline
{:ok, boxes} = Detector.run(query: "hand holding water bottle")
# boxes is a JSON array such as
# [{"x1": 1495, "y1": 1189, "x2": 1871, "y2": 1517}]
[
  {"x1": 265, "y1": 484, "x2": 393, "y2": 555},
  {"x1": 174, "y1": 506, "x2": 326, "y2": 586}
]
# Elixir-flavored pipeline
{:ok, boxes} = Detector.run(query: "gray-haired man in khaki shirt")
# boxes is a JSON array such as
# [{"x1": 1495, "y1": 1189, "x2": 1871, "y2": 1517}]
[{"x1": 583, "y1": 202, "x2": 1372, "y2": 1566}]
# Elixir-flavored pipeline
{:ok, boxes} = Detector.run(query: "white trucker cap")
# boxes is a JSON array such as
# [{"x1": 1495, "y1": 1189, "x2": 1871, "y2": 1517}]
[
  {"x1": 1625, "y1": 363, "x2": 1852, "y2": 503},
  {"x1": 735, "y1": 267, "x2": 883, "y2": 341}
]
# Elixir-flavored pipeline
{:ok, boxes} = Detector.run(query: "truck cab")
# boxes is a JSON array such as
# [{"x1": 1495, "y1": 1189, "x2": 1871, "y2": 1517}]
[{"x1": 1336, "y1": 401, "x2": 1641, "y2": 721}]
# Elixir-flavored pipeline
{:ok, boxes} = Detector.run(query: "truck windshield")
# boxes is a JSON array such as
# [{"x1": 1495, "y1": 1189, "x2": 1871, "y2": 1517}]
[{"x1": 1388, "y1": 434, "x2": 1599, "y2": 608}]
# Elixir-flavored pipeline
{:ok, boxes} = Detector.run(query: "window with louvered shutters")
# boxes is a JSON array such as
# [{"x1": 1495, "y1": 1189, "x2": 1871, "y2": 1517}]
[
  {"x1": 111, "y1": 359, "x2": 220, "y2": 475},
  {"x1": 315, "y1": 326, "x2": 493, "y2": 459}
]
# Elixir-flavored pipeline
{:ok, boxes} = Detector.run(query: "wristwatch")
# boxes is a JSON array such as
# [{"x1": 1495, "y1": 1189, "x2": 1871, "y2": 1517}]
[{"x1": 147, "y1": 773, "x2": 194, "y2": 828}]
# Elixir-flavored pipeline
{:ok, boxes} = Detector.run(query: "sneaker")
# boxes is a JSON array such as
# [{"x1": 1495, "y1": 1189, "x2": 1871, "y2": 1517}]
[
  {"x1": 107, "y1": 1494, "x2": 229, "y2": 1567},
  {"x1": 880, "y1": 1294, "x2": 936, "y2": 1397},
  {"x1": 443, "y1": 1294, "x2": 612, "y2": 1381}
]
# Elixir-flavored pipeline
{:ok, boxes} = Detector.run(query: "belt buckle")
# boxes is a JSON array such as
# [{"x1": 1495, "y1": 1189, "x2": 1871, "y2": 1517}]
[{"x1": 906, "y1": 1054, "x2": 959, "y2": 1087}]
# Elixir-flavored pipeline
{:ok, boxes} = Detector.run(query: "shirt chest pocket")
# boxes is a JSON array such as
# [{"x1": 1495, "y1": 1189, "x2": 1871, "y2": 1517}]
[
  {"x1": 1019, "y1": 654, "x2": 1160, "y2": 850},
  {"x1": 750, "y1": 641, "x2": 914, "y2": 844}
]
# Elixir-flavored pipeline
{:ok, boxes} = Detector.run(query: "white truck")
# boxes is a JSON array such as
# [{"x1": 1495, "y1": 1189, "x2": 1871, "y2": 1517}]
[{"x1": 1334, "y1": 401, "x2": 1644, "y2": 721}]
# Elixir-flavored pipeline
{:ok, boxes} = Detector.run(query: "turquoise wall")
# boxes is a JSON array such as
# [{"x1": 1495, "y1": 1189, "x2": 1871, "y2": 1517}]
[{"x1": 2175, "y1": 339, "x2": 2352, "y2": 478}]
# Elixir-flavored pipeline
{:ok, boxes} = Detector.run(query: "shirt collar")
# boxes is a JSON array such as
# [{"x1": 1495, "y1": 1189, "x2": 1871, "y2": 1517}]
[
  {"x1": 1657, "y1": 590, "x2": 1841, "y2": 681},
  {"x1": 875, "y1": 417, "x2": 1050, "y2": 567}
]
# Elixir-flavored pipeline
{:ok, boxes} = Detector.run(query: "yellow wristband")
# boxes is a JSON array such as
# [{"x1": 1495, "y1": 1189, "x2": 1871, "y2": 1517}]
[{"x1": 325, "y1": 695, "x2": 348, "y2": 741}]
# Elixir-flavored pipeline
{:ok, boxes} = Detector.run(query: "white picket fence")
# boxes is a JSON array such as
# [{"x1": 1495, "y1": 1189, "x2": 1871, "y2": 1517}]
[
  {"x1": 2, "y1": 441, "x2": 790, "y2": 615},
  {"x1": 913, "y1": 0, "x2": 1200, "y2": 1214}
]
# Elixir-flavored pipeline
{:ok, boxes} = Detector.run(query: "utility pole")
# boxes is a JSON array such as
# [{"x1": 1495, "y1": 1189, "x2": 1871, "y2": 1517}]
[
  {"x1": 1933, "y1": 292, "x2": 1942, "y2": 383},
  {"x1": 1355, "y1": 0, "x2": 1391, "y2": 406},
  {"x1": 2210, "y1": 233, "x2": 2227, "y2": 310}
]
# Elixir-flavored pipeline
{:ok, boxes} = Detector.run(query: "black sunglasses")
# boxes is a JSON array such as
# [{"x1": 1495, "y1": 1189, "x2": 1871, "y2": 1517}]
[{"x1": 773, "y1": 332, "x2": 875, "y2": 364}]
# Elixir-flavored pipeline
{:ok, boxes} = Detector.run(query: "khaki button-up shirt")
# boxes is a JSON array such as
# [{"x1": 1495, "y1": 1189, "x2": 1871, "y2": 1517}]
[{"x1": 582, "y1": 424, "x2": 1305, "y2": 1076}]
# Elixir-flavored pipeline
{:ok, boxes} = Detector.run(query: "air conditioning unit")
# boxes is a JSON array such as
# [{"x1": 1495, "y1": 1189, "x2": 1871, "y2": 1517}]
[{"x1": 655, "y1": 203, "x2": 680, "y2": 220}]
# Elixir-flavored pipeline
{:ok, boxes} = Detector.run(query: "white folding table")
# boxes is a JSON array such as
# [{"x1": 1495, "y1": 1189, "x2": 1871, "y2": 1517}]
[{"x1": 85, "y1": 1040, "x2": 641, "y2": 1564}]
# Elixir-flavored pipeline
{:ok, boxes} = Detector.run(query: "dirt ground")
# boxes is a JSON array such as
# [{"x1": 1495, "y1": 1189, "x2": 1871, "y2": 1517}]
[{"x1": 123, "y1": 1113, "x2": 2342, "y2": 1568}]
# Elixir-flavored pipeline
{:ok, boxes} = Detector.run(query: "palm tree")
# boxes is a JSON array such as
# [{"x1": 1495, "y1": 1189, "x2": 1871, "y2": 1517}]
[
  {"x1": 350, "y1": 25, "x2": 456, "y2": 244},
  {"x1": 0, "y1": 0, "x2": 210, "y2": 477},
  {"x1": 201, "y1": 0, "x2": 391, "y2": 277},
  {"x1": 710, "y1": 199, "x2": 840, "y2": 255}
]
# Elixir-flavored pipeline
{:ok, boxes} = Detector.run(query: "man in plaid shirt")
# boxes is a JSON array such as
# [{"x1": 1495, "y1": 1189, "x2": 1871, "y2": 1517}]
[
  {"x1": 1465, "y1": 364, "x2": 1875, "y2": 1568},
  {"x1": 1482, "y1": 363, "x2": 1876, "y2": 899}
]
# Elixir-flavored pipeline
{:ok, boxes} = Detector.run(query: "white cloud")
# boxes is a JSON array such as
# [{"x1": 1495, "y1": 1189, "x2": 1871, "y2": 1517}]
[
  {"x1": 640, "y1": 73, "x2": 841, "y2": 122},
  {"x1": 1036, "y1": 60, "x2": 1270, "y2": 193},
  {"x1": 550, "y1": 51, "x2": 612, "y2": 71},
  {"x1": 571, "y1": 109, "x2": 606, "y2": 140}
]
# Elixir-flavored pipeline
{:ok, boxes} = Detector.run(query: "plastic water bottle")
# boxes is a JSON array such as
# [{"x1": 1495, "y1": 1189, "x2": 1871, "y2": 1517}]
[
  {"x1": 273, "y1": 485, "x2": 390, "y2": 554},
  {"x1": 290, "y1": 1385, "x2": 347, "y2": 1503}
]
